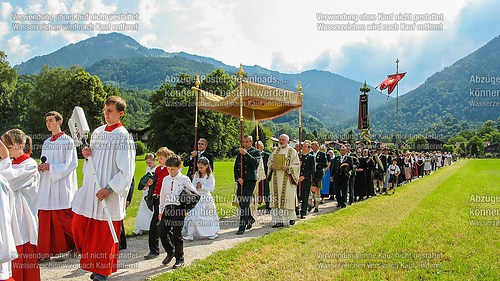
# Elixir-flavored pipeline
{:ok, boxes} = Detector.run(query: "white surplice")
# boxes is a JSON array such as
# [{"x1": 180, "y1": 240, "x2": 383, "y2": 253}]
[
  {"x1": 0, "y1": 156, "x2": 40, "y2": 246},
  {"x1": 38, "y1": 134, "x2": 78, "y2": 210},
  {"x1": 0, "y1": 175, "x2": 17, "y2": 280},
  {"x1": 71, "y1": 125, "x2": 136, "y2": 221},
  {"x1": 133, "y1": 166, "x2": 155, "y2": 233}
]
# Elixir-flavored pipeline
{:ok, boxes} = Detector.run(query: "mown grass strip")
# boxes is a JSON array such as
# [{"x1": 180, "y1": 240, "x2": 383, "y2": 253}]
[{"x1": 153, "y1": 160, "x2": 485, "y2": 280}]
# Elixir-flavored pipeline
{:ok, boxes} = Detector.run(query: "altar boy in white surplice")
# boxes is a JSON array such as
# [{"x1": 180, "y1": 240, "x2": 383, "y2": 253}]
[
  {"x1": 0, "y1": 175, "x2": 17, "y2": 281},
  {"x1": 71, "y1": 96, "x2": 136, "y2": 281},
  {"x1": 37, "y1": 111, "x2": 78, "y2": 260},
  {"x1": 0, "y1": 129, "x2": 41, "y2": 281}
]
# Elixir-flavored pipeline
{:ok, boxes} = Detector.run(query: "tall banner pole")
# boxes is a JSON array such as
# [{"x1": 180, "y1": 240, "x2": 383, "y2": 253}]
[
  {"x1": 396, "y1": 58, "x2": 399, "y2": 143},
  {"x1": 193, "y1": 75, "x2": 200, "y2": 176},
  {"x1": 359, "y1": 81, "x2": 371, "y2": 146},
  {"x1": 298, "y1": 82, "x2": 303, "y2": 198}
]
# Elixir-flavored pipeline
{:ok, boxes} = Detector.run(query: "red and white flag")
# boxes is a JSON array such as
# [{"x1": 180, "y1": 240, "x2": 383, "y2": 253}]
[{"x1": 376, "y1": 72, "x2": 406, "y2": 95}]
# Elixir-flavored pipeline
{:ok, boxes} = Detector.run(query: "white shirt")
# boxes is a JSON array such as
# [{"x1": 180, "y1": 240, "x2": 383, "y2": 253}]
[
  {"x1": 159, "y1": 173, "x2": 197, "y2": 214},
  {"x1": 0, "y1": 157, "x2": 40, "y2": 245},
  {"x1": 190, "y1": 150, "x2": 205, "y2": 160},
  {"x1": 71, "y1": 125, "x2": 136, "y2": 221},
  {"x1": 146, "y1": 166, "x2": 157, "y2": 174},
  {"x1": 388, "y1": 164, "x2": 401, "y2": 175},
  {"x1": 38, "y1": 134, "x2": 78, "y2": 210},
  {"x1": 0, "y1": 175, "x2": 17, "y2": 280},
  {"x1": 340, "y1": 155, "x2": 346, "y2": 163}
]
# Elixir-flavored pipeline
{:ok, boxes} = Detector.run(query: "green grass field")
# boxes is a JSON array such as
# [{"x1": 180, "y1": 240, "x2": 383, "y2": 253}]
[
  {"x1": 75, "y1": 157, "x2": 239, "y2": 235},
  {"x1": 149, "y1": 159, "x2": 500, "y2": 280}
]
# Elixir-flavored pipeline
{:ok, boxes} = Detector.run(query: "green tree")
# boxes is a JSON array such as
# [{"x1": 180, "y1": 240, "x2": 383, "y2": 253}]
[
  {"x1": 442, "y1": 144, "x2": 455, "y2": 153},
  {"x1": 148, "y1": 70, "x2": 240, "y2": 158},
  {"x1": 447, "y1": 135, "x2": 467, "y2": 145},
  {"x1": 135, "y1": 141, "x2": 146, "y2": 156},
  {"x1": 467, "y1": 135, "x2": 485, "y2": 157},
  {"x1": 249, "y1": 123, "x2": 273, "y2": 151},
  {"x1": 459, "y1": 130, "x2": 476, "y2": 140},
  {"x1": 0, "y1": 51, "x2": 19, "y2": 132},
  {"x1": 478, "y1": 120, "x2": 496, "y2": 137},
  {"x1": 407, "y1": 134, "x2": 429, "y2": 151},
  {"x1": 22, "y1": 66, "x2": 108, "y2": 155},
  {"x1": 302, "y1": 128, "x2": 316, "y2": 142}
]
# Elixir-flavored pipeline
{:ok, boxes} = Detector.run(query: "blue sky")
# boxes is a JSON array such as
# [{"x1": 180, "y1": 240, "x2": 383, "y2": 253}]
[{"x1": 1, "y1": 0, "x2": 499, "y2": 94}]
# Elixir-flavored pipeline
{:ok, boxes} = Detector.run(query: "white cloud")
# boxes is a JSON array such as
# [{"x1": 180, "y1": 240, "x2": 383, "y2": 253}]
[
  {"x1": 7, "y1": 35, "x2": 31, "y2": 58},
  {"x1": 135, "y1": 0, "x2": 474, "y2": 77},
  {"x1": 26, "y1": 2, "x2": 43, "y2": 13},
  {"x1": 0, "y1": 22, "x2": 8, "y2": 40},
  {"x1": 138, "y1": 0, "x2": 158, "y2": 29},
  {"x1": 0, "y1": 2, "x2": 12, "y2": 20},
  {"x1": 60, "y1": 32, "x2": 91, "y2": 44},
  {"x1": 140, "y1": 33, "x2": 158, "y2": 46},
  {"x1": 46, "y1": 0, "x2": 68, "y2": 14},
  {"x1": 86, "y1": 0, "x2": 117, "y2": 14}
]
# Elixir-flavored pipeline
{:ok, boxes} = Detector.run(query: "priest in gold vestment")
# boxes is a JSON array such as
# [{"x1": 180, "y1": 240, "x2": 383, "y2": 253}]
[{"x1": 268, "y1": 134, "x2": 300, "y2": 227}]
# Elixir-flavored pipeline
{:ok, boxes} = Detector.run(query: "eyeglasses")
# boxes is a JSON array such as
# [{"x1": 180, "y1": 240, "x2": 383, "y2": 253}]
[{"x1": 198, "y1": 143, "x2": 206, "y2": 145}]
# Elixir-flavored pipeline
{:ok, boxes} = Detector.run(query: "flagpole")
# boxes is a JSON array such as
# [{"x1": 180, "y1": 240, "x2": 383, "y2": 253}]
[
  {"x1": 298, "y1": 82, "x2": 302, "y2": 198},
  {"x1": 396, "y1": 58, "x2": 399, "y2": 143}
]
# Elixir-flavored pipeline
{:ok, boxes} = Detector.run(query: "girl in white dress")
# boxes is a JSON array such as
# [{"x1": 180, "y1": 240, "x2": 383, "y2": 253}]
[
  {"x1": 183, "y1": 157, "x2": 219, "y2": 240},
  {"x1": 133, "y1": 153, "x2": 156, "y2": 235},
  {"x1": 423, "y1": 153, "x2": 432, "y2": 175}
]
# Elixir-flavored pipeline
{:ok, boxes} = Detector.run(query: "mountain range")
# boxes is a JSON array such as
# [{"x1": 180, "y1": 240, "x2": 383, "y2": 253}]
[
  {"x1": 369, "y1": 35, "x2": 500, "y2": 137},
  {"x1": 14, "y1": 32, "x2": 500, "y2": 137}
]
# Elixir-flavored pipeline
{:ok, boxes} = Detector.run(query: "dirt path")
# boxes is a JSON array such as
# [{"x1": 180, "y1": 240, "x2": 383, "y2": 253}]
[{"x1": 40, "y1": 199, "x2": 341, "y2": 280}]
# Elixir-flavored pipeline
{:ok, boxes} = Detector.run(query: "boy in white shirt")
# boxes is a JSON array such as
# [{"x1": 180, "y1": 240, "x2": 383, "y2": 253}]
[
  {"x1": 387, "y1": 158, "x2": 401, "y2": 195},
  {"x1": 158, "y1": 155, "x2": 198, "y2": 269}
]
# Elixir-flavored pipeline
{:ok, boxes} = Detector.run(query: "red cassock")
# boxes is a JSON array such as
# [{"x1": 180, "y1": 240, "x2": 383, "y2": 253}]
[
  {"x1": 72, "y1": 214, "x2": 122, "y2": 276},
  {"x1": 37, "y1": 209, "x2": 75, "y2": 258},
  {"x1": 11, "y1": 243, "x2": 40, "y2": 281}
]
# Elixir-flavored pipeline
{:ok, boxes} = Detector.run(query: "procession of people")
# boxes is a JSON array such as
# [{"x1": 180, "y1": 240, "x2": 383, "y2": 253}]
[{"x1": 0, "y1": 94, "x2": 458, "y2": 281}]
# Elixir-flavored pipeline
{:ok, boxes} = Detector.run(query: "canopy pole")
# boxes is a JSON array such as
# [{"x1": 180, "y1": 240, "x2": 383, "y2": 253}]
[
  {"x1": 193, "y1": 75, "x2": 200, "y2": 177},
  {"x1": 238, "y1": 64, "x2": 244, "y2": 195},
  {"x1": 254, "y1": 111, "x2": 259, "y2": 141}
]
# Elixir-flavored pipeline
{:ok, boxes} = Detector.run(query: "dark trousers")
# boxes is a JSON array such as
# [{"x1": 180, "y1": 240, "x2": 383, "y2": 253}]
[
  {"x1": 298, "y1": 181, "x2": 311, "y2": 216},
  {"x1": 348, "y1": 174, "x2": 355, "y2": 204},
  {"x1": 263, "y1": 180, "x2": 270, "y2": 209},
  {"x1": 148, "y1": 197, "x2": 160, "y2": 255},
  {"x1": 158, "y1": 205, "x2": 186, "y2": 261},
  {"x1": 329, "y1": 180, "x2": 336, "y2": 198},
  {"x1": 335, "y1": 177, "x2": 349, "y2": 208},
  {"x1": 119, "y1": 221, "x2": 127, "y2": 250},
  {"x1": 236, "y1": 180, "x2": 256, "y2": 231}
]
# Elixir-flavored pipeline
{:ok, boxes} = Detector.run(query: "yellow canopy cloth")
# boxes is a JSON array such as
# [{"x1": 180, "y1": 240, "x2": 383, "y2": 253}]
[{"x1": 193, "y1": 81, "x2": 302, "y2": 121}]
